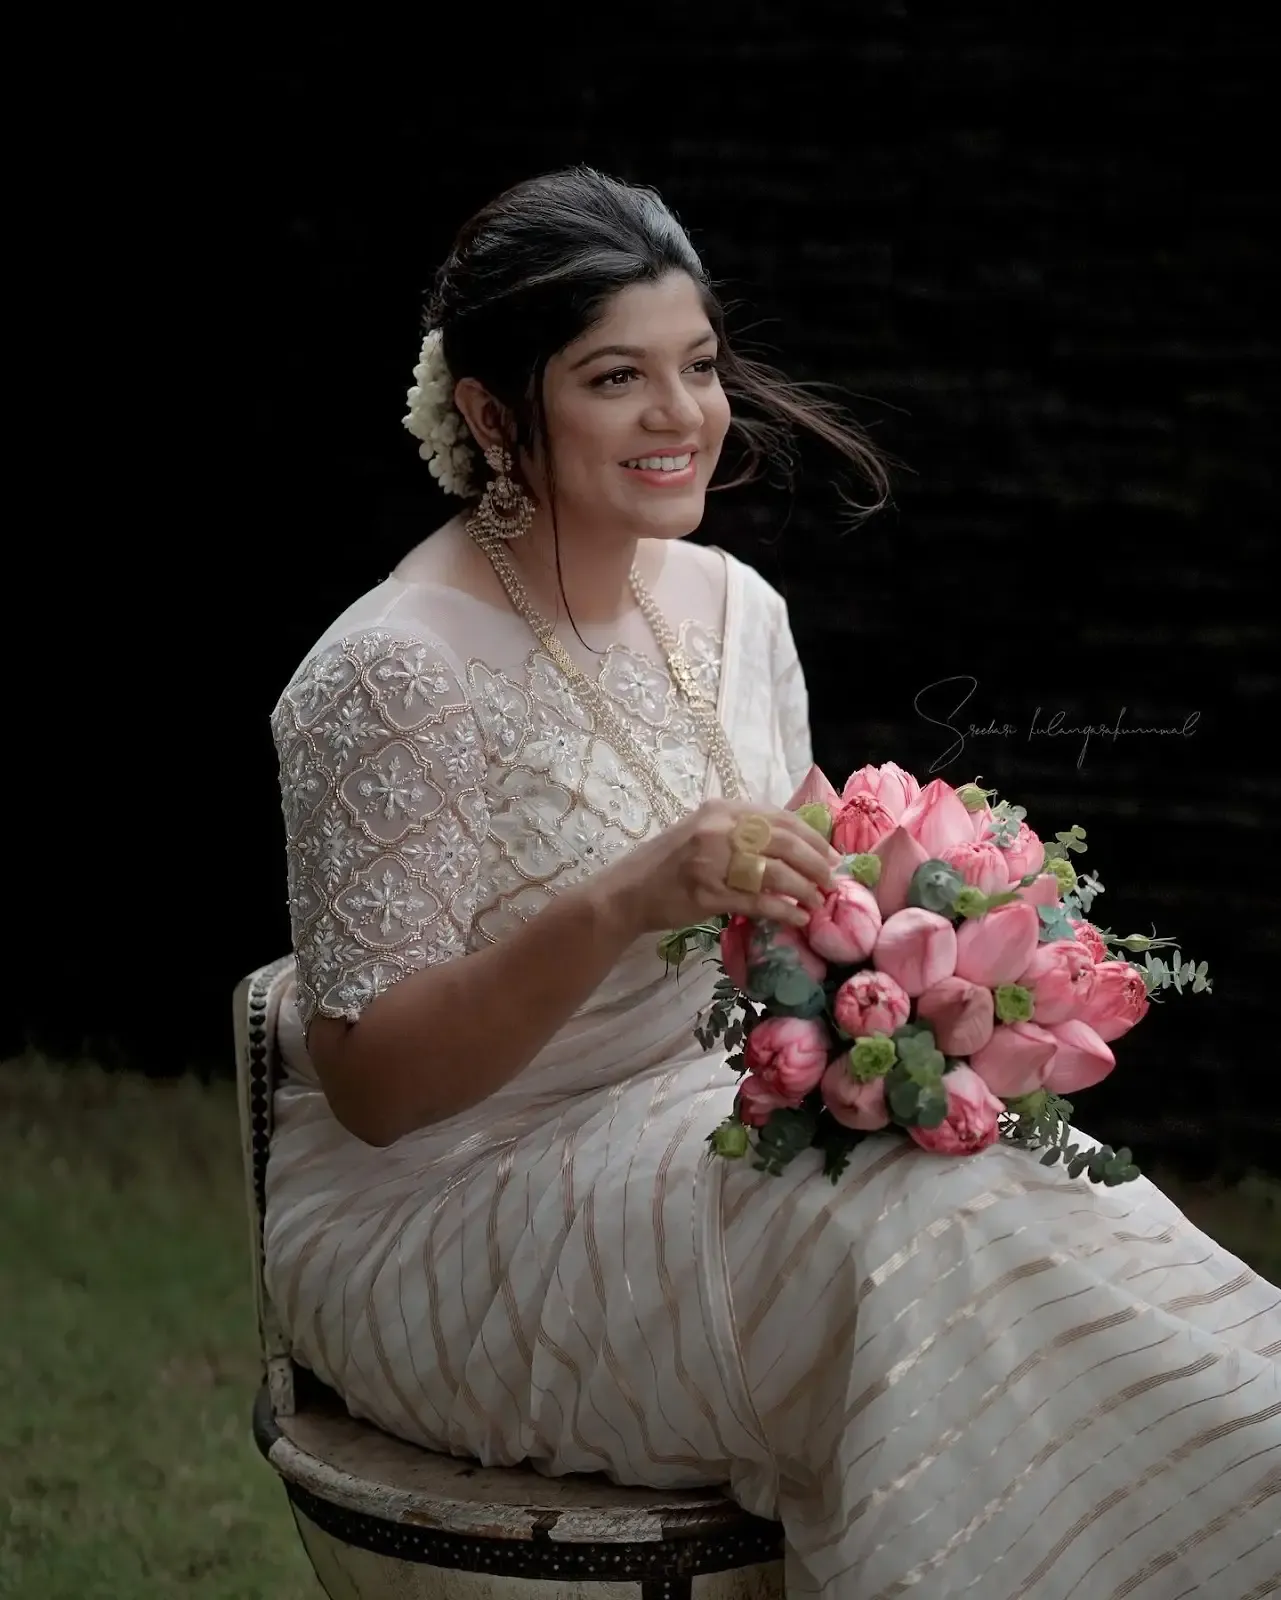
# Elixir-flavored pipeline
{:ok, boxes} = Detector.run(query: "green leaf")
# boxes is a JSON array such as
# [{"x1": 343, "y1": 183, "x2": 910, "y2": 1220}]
[
  {"x1": 915, "y1": 1084, "x2": 950, "y2": 1128},
  {"x1": 907, "y1": 860, "x2": 966, "y2": 914},
  {"x1": 1067, "y1": 1154, "x2": 1089, "y2": 1180},
  {"x1": 1037, "y1": 904, "x2": 1076, "y2": 943},
  {"x1": 887, "y1": 1077, "x2": 922, "y2": 1122},
  {"x1": 1040, "y1": 1147, "x2": 1062, "y2": 1166}
]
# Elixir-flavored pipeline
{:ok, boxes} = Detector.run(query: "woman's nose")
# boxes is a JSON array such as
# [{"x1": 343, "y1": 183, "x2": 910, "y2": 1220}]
[{"x1": 644, "y1": 380, "x2": 703, "y2": 433}]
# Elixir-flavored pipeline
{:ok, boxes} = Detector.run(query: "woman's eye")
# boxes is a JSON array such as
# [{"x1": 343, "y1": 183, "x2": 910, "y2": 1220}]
[
  {"x1": 592, "y1": 367, "x2": 639, "y2": 389},
  {"x1": 688, "y1": 357, "x2": 719, "y2": 376}
]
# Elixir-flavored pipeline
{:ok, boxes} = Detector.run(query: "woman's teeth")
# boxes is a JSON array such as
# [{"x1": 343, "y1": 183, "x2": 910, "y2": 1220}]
[{"x1": 623, "y1": 453, "x2": 693, "y2": 472}]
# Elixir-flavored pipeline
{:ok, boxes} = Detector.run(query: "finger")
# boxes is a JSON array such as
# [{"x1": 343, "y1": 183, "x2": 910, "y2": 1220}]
[
  {"x1": 727, "y1": 892, "x2": 810, "y2": 929},
  {"x1": 767, "y1": 828, "x2": 840, "y2": 893},
  {"x1": 761, "y1": 858, "x2": 827, "y2": 912},
  {"x1": 769, "y1": 809, "x2": 842, "y2": 861}
]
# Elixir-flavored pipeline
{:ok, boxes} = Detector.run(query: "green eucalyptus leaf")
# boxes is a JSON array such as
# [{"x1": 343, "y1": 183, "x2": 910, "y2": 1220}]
[
  {"x1": 887, "y1": 1077, "x2": 923, "y2": 1123},
  {"x1": 915, "y1": 1085, "x2": 950, "y2": 1128}
]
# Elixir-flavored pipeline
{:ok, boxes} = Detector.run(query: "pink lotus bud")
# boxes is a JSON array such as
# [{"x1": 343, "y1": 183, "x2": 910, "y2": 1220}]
[
  {"x1": 916, "y1": 975, "x2": 996, "y2": 1055},
  {"x1": 1042, "y1": 1020, "x2": 1116, "y2": 1093},
  {"x1": 833, "y1": 970, "x2": 912, "y2": 1039},
  {"x1": 821, "y1": 1060, "x2": 891, "y2": 1130},
  {"x1": 937, "y1": 839, "x2": 1011, "y2": 896},
  {"x1": 832, "y1": 792, "x2": 896, "y2": 854},
  {"x1": 743, "y1": 1015, "x2": 831, "y2": 1099},
  {"x1": 954, "y1": 900, "x2": 1042, "y2": 987},
  {"x1": 899, "y1": 779, "x2": 978, "y2": 857},
  {"x1": 1069, "y1": 919, "x2": 1108, "y2": 964},
  {"x1": 870, "y1": 826, "x2": 930, "y2": 915},
  {"x1": 1017, "y1": 940, "x2": 1097, "y2": 1025},
  {"x1": 1001, "y1": 822, "x2": 1045, "y2": 880},
  {"x1": 785, "y1": 763, "x2": 841, "y2": 818},
  {"x1": 807, "y1": 877, "x2": 882, "y2": 963},
  {"x1": 841, "y1": 762, "x2": 921, "y2": 822},
  {"x1": 969, "y1": 1020, "x2": 1058, "y2": 1097},
  {"x1": 737, "y1": 1072, "x2": 800, "y2": 1128},
  {"x1": 1013, "y1": 873, "x2": 1061, "y2": 907},
  {"x1": 907, "y1": 1065, "x2": 1003, "y2": 1155},
  {"x1": 1075, "y1": 960, "x2": 1150, "y2": 1042},
  {"x1": 872, "y1": 907, "x2": 958, "y2": 997}
]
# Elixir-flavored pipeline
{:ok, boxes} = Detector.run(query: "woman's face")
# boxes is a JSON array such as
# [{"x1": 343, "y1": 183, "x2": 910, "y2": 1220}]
[{"x1": 531, "y1": 272, "x2": 732, "y2": 541}]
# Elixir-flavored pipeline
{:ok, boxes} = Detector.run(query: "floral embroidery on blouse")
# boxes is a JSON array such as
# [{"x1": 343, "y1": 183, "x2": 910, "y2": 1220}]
[{"x1": 273, "y1": 620, "x2": 723, "y2": 1027}]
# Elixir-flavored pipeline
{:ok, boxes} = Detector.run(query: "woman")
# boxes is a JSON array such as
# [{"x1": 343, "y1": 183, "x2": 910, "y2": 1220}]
[{"x1": 267, "y1": 168, "x2": 1279, "y2": 1598}]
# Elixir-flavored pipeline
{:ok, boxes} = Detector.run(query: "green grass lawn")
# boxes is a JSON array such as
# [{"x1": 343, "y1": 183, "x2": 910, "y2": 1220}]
[
  {"x1": 0, "y1": 1057, "x2": 319, "y2": 1600},
  {"x1": 1, "y1": 1056, "x2": 1278, "y2": 1600}
]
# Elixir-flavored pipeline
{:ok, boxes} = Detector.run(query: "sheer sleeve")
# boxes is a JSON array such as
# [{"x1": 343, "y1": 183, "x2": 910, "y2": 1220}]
[
  {"x1": 271, "y1": 627, "x2": 489, "y2": 1032},
  {"x1": 773, "y1": 606, "x2": 815, "y2": 793}
]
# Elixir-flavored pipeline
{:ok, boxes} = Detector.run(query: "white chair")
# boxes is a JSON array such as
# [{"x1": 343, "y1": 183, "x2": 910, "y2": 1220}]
[{"x1": 234, "y1": 956, "x2": 787, "y2": 1599}]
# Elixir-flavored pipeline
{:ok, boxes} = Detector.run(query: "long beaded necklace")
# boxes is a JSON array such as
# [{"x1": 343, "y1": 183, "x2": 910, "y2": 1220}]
[{"x1": 468, "y1": 526, "x2": 747, "y2": 825}]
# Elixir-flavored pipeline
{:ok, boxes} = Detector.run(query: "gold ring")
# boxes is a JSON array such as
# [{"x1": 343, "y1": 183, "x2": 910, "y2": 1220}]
[
  {"x1": 730, "y1": 813, "x2": 772, "y2": 854},
  {"x1": 726, "y1": 851, "x2": 768, "y2": 894}
]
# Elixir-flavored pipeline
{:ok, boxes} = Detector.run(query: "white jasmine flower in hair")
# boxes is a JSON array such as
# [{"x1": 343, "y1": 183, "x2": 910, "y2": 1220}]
[{"x1": 403, "y1": 329, "x2": 476, "y2": 497}]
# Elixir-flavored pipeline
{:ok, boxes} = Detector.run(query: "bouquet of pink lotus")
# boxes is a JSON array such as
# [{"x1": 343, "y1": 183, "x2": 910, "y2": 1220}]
[{"x1": 661, "y1": 764, "x2": 1212, "y2": 1186}]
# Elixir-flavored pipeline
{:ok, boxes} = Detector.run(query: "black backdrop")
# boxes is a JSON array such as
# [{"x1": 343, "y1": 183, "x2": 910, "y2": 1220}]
[{"x1": 16, "y1": 7, "x2": 1277, "y2": 1176}]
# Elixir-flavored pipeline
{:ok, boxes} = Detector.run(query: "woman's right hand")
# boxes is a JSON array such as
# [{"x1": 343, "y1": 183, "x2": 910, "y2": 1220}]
[{"x1": 600, "y1": 799, "x2": 843, "y2": 937}]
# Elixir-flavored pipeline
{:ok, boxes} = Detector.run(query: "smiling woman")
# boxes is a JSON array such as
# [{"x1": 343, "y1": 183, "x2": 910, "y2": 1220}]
[{"x1": 264, "y1": 167, "x2": 1281, "y2": 1599}]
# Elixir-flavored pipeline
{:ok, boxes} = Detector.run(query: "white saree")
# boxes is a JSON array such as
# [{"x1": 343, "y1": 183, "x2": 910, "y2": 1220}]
[{"x1": 265, "y1": 541, "x2": 1280, "y2": 1598}]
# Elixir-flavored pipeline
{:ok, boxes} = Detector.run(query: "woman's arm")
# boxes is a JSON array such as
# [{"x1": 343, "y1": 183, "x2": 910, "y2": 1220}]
[
  {"x1": 309, "y1": 871, "x2": 638, "y2": 1145},
  {"x1": 276, "y1": 626, "x2": 835, "y2": 1148}
]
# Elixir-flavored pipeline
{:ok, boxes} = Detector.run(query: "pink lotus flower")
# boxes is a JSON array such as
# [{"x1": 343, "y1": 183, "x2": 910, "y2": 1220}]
[
  {"x1": 899, "y1": 779, "x2": 978, "y2": 857},
  {"x1": 841, "y1": 762, "x2": 921, "y2": 822},
  {"x1": 1069, "y1": 919, "x2": 1108, "y2": 964},
  {"x1": 953, "y1": 900, "x2": 1042, "y2": 987},
  {"x1": 908, "y1": 1066, "x2": 1003, "y2": 1156},
  {"x1": 1013, "y1": 873, "x2": 1062, "y2": 907},
  {"x1": 1043, "y1": 1020, "x2": 1116, "y2": 1092},
  {"x1": 737, "y1": 1073, "x2": 801, "y2": 1127},
  {"x1": 1076, "y1": 960, "x2": 1150, "y2": 1042},
  {"x1": 743, "y1": 1015, "x2": 831, "y2": 1099},
  {"x1": 1000, "y1": 822, "x2": 1045, "y2": 880},
  {"x1": 937, "y1": 839, "x2": 1011, "y2": 896},
  {"x1": 1017, "y1": 940, "x2": 1097, "y2": 1025},
  {"x1": 833, "y1": 970, "x2": 912, "y2": 1039},
  {"x1": 807, "y1": 877, "x2": 882, "y2": 963},
  {"x1": 916, "y1": 975, "x2": 996, "y2": 1056},
  {"x1": 786, "y1": 763, "x2": 841, "y2": 819},
  {"x1": 720, "y1": 915, "x2": 752, "y2": 992},
  {"x1": 821, "y1": 1060, "x2": 891, "y2": 1130},
  {"x1": 969, "y1": 1020, "x2": 1058, "y2": 1096},
  {"x1": 870, "y1": 826, "x2": 930, "y2": 915},
  {"x1": 832, "y1": 792, "x2": 896, "y2": 854},
  {"x1": 872, "y1": 908, "x2": 958, "y2": 997}
]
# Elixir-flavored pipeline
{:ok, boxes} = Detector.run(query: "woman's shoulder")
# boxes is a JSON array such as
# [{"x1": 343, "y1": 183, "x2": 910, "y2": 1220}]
[
  {"x1": 271, "y1": 575, "x2": 475, "y2": 746},
  {"x1": 697, "y1": 542, "x2": 791, "y2": 630},
  {"x1": 662, "y1": 537, "x2": 788, "y2": 614}
]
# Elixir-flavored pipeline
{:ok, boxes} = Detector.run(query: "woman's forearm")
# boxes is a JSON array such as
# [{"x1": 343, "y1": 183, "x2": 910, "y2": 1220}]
[{"x1": 308, "y1": 875, "x2": 642, "y2": 1145}]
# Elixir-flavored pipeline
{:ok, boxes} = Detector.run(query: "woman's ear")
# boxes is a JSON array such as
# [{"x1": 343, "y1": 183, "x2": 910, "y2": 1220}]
[{"x1": 453, "y1": 378, "x2": 513, "y2": 454}]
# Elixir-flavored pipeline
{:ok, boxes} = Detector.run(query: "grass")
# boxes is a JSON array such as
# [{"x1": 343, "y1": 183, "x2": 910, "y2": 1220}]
[
  {"x1": 1, "y1": 1057, "x2": 1278, "y2": 1599},
  {"x1": 0, "y1": 1057, "x2": 319, "y2": 1600}
]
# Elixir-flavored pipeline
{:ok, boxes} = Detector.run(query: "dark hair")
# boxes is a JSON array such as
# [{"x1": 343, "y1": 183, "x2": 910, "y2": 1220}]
[{"x1": 428, "y1": 167, "x2": 890, "y2": 632}]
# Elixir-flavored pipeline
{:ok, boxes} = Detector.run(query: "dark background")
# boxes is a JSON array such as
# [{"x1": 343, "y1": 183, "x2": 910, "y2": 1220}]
[{"x1": 15, "y1": 7, "x2": 1277, "y2": 1176}]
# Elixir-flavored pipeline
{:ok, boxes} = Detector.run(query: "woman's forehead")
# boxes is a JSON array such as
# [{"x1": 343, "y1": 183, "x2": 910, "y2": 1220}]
[{"x1": 569, "y1": 274, "x2": 712, "y2": 350}]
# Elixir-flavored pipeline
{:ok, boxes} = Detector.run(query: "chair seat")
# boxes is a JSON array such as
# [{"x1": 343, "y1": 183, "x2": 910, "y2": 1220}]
[{"x1": 253, "y1": 1380, "x2": 784, "y2": 1591}]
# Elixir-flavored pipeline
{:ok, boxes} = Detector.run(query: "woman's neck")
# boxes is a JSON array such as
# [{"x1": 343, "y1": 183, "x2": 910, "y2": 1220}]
[{"x1": 482, "y1": 510, "x2": 655, "y2": 627}]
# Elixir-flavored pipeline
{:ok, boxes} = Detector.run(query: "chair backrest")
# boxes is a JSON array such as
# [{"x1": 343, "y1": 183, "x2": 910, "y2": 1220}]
[{"x1": 233, "y1": 956, "x2": 297, "y2": 1415}]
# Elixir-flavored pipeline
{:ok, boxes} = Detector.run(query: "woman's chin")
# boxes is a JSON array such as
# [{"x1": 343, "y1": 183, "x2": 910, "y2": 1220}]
[{"x1": 626, "y1": 492, "x2": 707, "y2": 539}]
